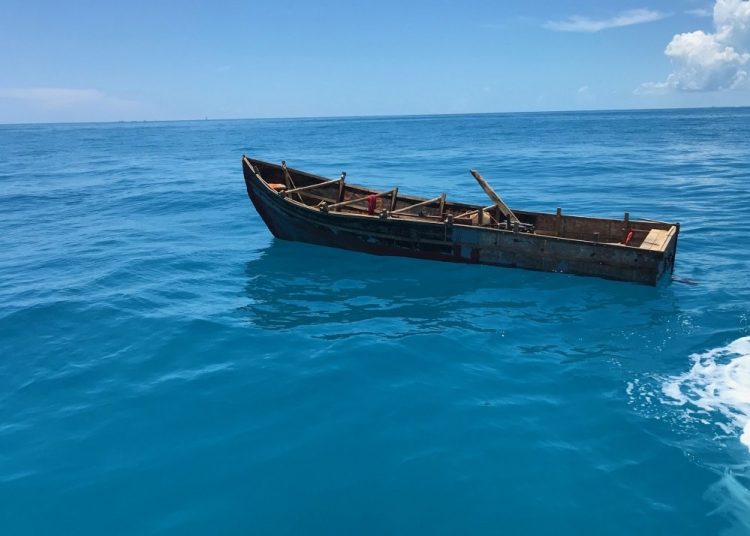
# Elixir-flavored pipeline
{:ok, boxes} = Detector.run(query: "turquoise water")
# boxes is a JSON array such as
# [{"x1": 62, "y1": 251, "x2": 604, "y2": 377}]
[{"x1": 2, "y1": 109, "x2": 750, "y2": 534}]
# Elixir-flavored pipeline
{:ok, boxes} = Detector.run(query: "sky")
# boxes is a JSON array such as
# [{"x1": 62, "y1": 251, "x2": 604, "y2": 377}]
[{"x1": 1, "y1": 0, "x2": 749, "y2": 123}]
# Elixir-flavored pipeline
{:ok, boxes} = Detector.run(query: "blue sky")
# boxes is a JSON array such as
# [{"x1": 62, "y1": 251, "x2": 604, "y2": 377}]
[{"x1": 1, "y1": 0, "x2": 749, "y2": 123}]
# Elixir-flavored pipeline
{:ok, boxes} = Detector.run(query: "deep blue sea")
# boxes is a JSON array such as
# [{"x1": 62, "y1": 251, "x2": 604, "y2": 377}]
[{"x1": 2, "y1": 108, "x2": 750, "y2": 535}]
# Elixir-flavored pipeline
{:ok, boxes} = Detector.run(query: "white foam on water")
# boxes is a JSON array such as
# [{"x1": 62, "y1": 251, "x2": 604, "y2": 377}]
[{"x1": 662, "y1": 336, "x2": 750, "y2": 452}]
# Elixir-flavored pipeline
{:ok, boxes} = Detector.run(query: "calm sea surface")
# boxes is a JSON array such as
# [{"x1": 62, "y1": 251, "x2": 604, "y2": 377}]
[{"x1": 2, "y1": 109, "x2": 750, "y2": 534}]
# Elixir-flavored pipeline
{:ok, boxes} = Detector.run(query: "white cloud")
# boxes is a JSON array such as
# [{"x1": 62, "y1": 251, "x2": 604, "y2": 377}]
[
  {"x1": 544, "y1": 8, "x2": 667, "y2": 33},
  {"x1": 686, "y1": 8, "x2": 713, "y2": 17},
  {"x1": 639, "y1": 0, "x2": 750, "y2": 92},
  {"x1": 577, "y1": 85, "x2": 590, "y2": 93},
  {"x1": 0, "y1": 87, "x2": 136, "y2": 109}
]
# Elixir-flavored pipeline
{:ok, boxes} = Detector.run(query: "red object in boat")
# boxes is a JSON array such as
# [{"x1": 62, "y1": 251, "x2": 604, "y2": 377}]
[
  {"x1": 367, "y1": 194, "x2": 377, "y2": 215},
  {"x1": 625, "y1": 229, "x2": 634, "y2": 245}
]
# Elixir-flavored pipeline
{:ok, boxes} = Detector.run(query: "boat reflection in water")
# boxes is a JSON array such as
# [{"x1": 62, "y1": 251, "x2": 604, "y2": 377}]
[{"x1": 239, "y1": 240, "x2": 674, "y2": 345}]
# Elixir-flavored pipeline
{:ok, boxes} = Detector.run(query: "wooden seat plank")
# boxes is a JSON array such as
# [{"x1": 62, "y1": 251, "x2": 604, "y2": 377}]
[{"x1": 641, "y1": 228, "x2": 670, "y2": 250}]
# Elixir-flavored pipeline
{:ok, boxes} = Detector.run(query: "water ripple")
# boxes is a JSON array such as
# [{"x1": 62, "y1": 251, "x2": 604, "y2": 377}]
[{"x1": 1, "y1": 109, "x2": 750, "y2": 535}]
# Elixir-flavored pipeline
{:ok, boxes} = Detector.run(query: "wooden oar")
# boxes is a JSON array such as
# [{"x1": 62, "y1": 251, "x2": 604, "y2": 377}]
[{"x1": 469, "y1": 170, "x2": 520, "y2": 224}]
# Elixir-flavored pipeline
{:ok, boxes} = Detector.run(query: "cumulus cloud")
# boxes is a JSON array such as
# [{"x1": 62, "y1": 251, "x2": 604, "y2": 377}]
[
  {"x1": 638, "y1": 0, "x2": 750, "y2": 92},
  {"x1": 0, "y1": 87, "x2": 135, "y2": 108},
  {"x1": 544, "y1": 8, "x2": 667, "y2": 32}
]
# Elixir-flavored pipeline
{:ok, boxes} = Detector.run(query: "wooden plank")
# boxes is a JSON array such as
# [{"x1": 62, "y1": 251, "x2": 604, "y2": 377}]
[
  {"x1": 289, "y1": 191, "x2": 336, "y2": 204},
  {"x1": 471, "y1": 209, "x2": 494, "y2": 226},
  {"x1": 326, "y1": 188, "x2": 396, "y2": 211},
  {"x1": 469, "y1": 170, "x2": 520, "y2": 224},
  {"x1": 641, "y1": 228, "x2": 670, "y2": 251},
  {"x1": 284, "y1": 178, "x2": 343, "y2": 195},
  {"x1": 391, "y1": 195, "x2": 443, "y2": 215},
  {"x1": 454, "y1": 205, "x2": 494, "y2": 219}
]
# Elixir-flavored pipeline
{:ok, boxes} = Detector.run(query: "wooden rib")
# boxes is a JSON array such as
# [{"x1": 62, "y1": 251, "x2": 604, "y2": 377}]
[
  {"x1": 281, "y1": 161, "x2": 305, "y2": 203},
  {"x1": 281, "y1": 161, "x2": 296, "y2": 189},
  {"x1": 389, "y1": 187, "x2": 399, "y2": 211},
  {"x1": 337, "y1": 174, "x2": 346, "y2": 202}
]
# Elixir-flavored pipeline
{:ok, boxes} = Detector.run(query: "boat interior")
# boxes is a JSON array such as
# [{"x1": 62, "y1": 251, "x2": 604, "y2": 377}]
[{"x1": 244, "y1": 157, "x2": 676, "y2": 251}]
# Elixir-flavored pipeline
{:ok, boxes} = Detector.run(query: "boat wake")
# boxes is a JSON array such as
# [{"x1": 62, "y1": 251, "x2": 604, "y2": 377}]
[
  {"x1": 627, "y1": 337, "x2": 750, "y2": 533},
  {"x1": 661, "y1": 336, "x2": 750, "y2": 452}
]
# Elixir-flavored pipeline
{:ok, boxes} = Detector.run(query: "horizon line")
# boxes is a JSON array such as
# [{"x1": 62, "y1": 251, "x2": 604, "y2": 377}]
[{"x1": 1, "y1": 104, "x2": 748, "y2": 127}]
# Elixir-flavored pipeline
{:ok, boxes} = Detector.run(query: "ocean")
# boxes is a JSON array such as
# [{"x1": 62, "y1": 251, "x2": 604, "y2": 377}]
[{"x1": 1, "y1": 108, "x2": 749, "y2": 534}]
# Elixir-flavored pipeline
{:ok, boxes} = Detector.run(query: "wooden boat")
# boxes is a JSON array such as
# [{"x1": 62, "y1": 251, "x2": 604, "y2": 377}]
[{"x1": 241, "y1": 156, "x2": 679, "y2": 285}]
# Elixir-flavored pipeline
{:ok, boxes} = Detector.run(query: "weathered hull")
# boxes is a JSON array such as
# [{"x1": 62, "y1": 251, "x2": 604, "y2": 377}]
[{"x1": 242, "y1": 159, "x2": 678, "y2": 285}]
